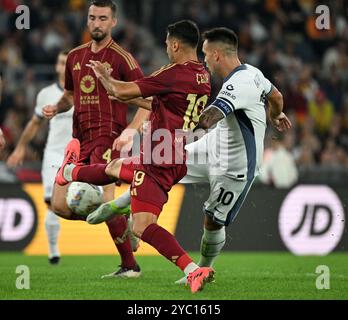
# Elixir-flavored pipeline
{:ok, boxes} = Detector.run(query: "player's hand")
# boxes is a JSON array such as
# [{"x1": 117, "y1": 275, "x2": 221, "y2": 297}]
[
  {"x1": 43, "y1": 105, "x2": 58, "y2": 119},
  {"x1": 6, "y1": 147, "x2": 25, "y2": 168},
  {"x1": 0, "y1": 131, "x2": 6, "y2": 151},
  {"x1": 270, "y1": 112, "x2": 292, "y2": 132},
  {"x1": 113, "y1": 130, "x2": 134, "y2": 152},
  {"x1": 87, "y1": 60, "x2": 112, "y2": 80}
]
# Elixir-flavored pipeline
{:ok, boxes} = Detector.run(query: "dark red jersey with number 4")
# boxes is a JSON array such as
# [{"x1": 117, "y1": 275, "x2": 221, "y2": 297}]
[{"x1": 65, "y1": 39, "x2": 143, "y2": 142}]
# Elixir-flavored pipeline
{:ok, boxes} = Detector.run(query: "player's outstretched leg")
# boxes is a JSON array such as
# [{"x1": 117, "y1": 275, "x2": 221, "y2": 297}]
[
  {"x1": 87, "y1": 201, "x2": 130, "y2": 224},
  {"x1": 55, "y1": 138, "x2": 80, "y2": 186},
  {"x1": 87, "y1": 188, "x2": 131, "y2": 224},
  {"x1": 175, "y1": 217, "x2": 225, "y2": 285}
]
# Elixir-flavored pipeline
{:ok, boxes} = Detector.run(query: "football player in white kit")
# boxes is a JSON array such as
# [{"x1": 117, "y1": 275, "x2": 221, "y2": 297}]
[
  {"x1": 174, "y1": 27, "x2": 291, "y2": 282},
  {"x1": 7, "y1": 50, "x2": 73, "y2": 264}
]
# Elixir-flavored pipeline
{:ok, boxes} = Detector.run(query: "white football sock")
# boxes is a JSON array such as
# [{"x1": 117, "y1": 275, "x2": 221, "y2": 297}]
[
  {"x1": 198, "y1": 227, "x2": 226, "y2": 268},
  {"x1": 113, "y1": 187, "x2": 131, "y2": 208},
  {"x1": 184, "y1": 262, "x2": 199, "y2": 276},
  {"x1": 63, "y1": 163, "x2": 76, "y2": 181},
  {"x1": 45, "y1": 209, "x2": 60, "y2": 258}
]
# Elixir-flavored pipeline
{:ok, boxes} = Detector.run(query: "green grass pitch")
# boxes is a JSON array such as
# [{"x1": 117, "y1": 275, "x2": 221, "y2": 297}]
[{"x1": 0, "y1": 252, "x2": 347, "y2": 300}]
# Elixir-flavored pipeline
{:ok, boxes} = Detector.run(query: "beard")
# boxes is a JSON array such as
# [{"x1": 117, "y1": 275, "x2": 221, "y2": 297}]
[{"x1": 90, "y1": 29, "x2": 107, "y2": 42}]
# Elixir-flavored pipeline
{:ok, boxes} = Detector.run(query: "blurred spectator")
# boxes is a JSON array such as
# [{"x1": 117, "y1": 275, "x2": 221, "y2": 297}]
[
  {"x1": 260, "y1": 134, "x2": 299, "y2": 189},
  {"x1": 308, "y1": 89, "x2": 334, "y2": 136},
  {"x1": 298, "y1": 65, "x2": 319, "y2": 102},
  {"x1": 294, "y1": 117, "x2": 321, "y2": 167},
  {"x1": 284, "y1": 81, "x2": 308, "y2": 126}
]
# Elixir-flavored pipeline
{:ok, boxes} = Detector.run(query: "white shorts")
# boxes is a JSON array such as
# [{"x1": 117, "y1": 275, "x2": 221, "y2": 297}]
[
  {"x1": 42, "y1": 153, "x2": 62, "y2": 203},
  {"x1": 180, "y1": 136, "x2": 255, "y2": 226}
]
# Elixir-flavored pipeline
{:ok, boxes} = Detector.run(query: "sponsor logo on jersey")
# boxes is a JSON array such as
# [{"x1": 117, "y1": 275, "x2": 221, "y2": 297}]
[
  {"x1": 73, "y1": 62, "x2": 81, "y2": 71},
  {"x1": 80, "y1": 75, "x2": 96, "y2": 94},
  {"x1": 220, "y1": 90, "x2": 236, "y2": 100}
]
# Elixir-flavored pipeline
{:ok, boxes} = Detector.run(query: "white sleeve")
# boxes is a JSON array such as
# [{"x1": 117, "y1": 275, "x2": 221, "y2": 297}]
[
  {"x1": 34, "y1": 89, "x2": 46, "y2": 118},
  {"x1": 210, "y1": 80, "x2": 247, "y2": 117},
  {"x1": 260, "y1": 72, "x2": 273, "y2": 96}
]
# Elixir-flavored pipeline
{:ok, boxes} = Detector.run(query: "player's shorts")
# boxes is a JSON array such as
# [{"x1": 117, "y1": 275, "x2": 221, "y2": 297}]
[
  {"x1": 180, "y1": 136, "x2": 255, "y2": 226},
  {"x1": 42, "y1": 152, "x2": 63, "y2": 204},
  {"x1": 130, "y1": 163, "x2": 187, "y2": 216},
  {"x1": 79, "y1": 135, "x2": 121, "y2": 165}
]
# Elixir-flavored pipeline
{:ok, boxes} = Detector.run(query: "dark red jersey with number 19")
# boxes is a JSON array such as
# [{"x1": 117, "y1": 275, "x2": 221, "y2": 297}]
[{"x1": 135, "y1": 61, "x2": 211, "y2": 167}]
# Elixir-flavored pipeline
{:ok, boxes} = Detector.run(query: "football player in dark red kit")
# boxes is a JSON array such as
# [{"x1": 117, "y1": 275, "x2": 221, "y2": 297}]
[
  {"x1": 43, "y1": 0, "x2": 150, "y2": 278},
  {"x1": 56, "y1": 20, "x2": 215, "y2": 293}
]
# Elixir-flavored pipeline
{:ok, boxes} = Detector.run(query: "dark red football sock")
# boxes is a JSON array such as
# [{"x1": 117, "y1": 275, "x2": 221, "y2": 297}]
[
  {"x1": 119, "y1": 162, "x2": 135, "y2": 184},
  {"x1": 106, "y1": 215, "x2": 136, "y2": 268},
  {"x1": 72, "y1": 164, "x2": 114, "y2": 185},
  {"x1": 141, "y1": 223, "x2": 192, "y2": 271}
]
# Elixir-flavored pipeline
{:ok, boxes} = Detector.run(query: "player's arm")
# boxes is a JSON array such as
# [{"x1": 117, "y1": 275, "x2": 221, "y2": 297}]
[
  {"x1": 111, "y1": 97, "x2": 153, "y2": 111},
  {"x1": 42, "y1": 90, "x2": 73, "y2": 119},
  {"x1": 106, "y1": 79, "x2": 141, "y2": 101},
  {"x1": 87, "y1": 60, "x2": 142, "y2": 101},
  {"x1": 197, "y1": 106, "x2": 225, "y2": 130},
  {"x1": 113, "y1": 105, "x2": 151, "y2": 151},
  {"x1": 6, "y1": 114, "x2": 44, "y2": 167},
  {"x1": 267, "y1": 86, "x2": 292, "y2": 132}
]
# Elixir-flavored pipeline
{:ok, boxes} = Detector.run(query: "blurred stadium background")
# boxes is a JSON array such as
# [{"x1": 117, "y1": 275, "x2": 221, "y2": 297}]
[{"x1": 0, "y1": 0, "x2": 348, "y2": 299}]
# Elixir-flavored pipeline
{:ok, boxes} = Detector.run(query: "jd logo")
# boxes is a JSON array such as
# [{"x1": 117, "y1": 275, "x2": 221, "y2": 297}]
[
  {"x1": 15, "y1": 5, "x2": 30, "y2": 30},
  {"x1": 279, "y1": 185, "x2": 345, "y2": 255},
  {"x1": 0, "y1": 185, "x2": 38, "y2": 251},
  {"x1": 0, "y1": 199, "x2": 35, "y2": 242},
  {"x1": 315, "y1": 5, "x2": 330, "y2": 30},
  {"x1": 291, "y1": 204, "x2": 333, "y2": 236}
]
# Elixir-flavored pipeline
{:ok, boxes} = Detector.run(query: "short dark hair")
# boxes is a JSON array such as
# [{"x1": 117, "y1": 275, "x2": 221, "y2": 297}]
[
  {"x1": 167, "y1": 20, "x2": 200, "y2": 48},
  {"x1": 90, "y1": 0, "x2": 117, "y2": 17},
  {"x1": 203, "y1": 27, "x2": 238, "y2": 51}
]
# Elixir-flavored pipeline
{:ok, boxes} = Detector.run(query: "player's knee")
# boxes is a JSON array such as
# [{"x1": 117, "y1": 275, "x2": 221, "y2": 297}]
[
  {"x1": 51, "y1": 194, "x2": 70, "y2": 217},
  {"x1": 204, "y1": 215, "x2": 223, "y2": 231},
  {"x1": 132, "y1": 221, "x2": 148, "y2": 238},
  {"x1": 51, "y1": 197, "x2": 63, "y2": 214},
  {"x1": 105, "y1": 159, "x2": 120, "y2": 178},
  {"x1": 132, "y1": 225, "x2": 143, "y2": 238}
]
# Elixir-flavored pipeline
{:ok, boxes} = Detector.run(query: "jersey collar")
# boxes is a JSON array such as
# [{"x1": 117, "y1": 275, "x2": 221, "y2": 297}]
[{"x1": 223, "y1": 64, "x2": 247, "y2": 83}]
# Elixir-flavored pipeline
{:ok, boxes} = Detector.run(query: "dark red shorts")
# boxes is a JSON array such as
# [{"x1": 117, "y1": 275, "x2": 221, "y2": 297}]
[
  {"x1": 130, "y1": 163, "x2": 187, "y2": 216},
  {"x1": 79, "y1": 136, "x2": 121, "y2": 165}
]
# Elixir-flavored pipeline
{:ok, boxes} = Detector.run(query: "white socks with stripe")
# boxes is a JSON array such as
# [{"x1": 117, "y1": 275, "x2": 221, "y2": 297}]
[
  {"x1": 113, "y1": 187, "x2": 131, "y2": 208},
  {"x1": 198, "y1": 227, "x2": 226, "y2": 268},
  {"x1": 45, "y1": 209, "x2": 60, "y2": 258}
]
